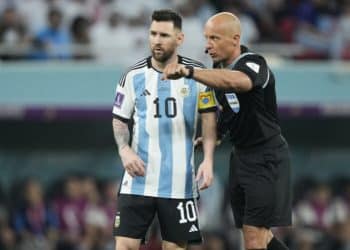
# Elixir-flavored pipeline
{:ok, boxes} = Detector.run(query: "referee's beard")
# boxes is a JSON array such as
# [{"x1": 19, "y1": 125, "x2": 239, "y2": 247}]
[{"x1": 151, "y1": 48, "x2": 175, "y2": 63}]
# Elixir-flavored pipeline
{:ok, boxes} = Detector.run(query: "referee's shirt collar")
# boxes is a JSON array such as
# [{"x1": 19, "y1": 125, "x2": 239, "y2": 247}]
[{"x1": 215, "y1": 45, "x2": 249, "y2": 69}]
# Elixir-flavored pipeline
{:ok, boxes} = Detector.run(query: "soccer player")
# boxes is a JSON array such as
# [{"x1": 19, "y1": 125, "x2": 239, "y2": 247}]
[
  {"x1": 112, "y1": 10, "x2": 217, "y2": 250},
  {"x1": 163, "y1": 12, "x2": 292, "y2": 250}
]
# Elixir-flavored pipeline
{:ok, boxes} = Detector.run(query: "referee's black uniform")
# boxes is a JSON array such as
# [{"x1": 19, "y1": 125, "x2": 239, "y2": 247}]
[{"x1": 215, "y1": 45, "x2": 292, "y2": 228}]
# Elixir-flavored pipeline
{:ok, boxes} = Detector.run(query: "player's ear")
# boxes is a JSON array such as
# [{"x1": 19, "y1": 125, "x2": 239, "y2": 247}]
[{"x1": 176, "y1": 31, "x2": 184, "y2": 46}]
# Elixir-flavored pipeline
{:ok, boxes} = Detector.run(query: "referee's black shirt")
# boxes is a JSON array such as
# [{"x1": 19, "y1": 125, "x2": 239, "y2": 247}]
[{"x1": 214, "y1": 45, "x2": 281, "y2": 149}]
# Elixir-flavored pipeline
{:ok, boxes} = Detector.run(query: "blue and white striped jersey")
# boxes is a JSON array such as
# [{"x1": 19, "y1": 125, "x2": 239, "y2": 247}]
[{"x1": 112, "y1": 56, "x2": 216, "y2": 199}]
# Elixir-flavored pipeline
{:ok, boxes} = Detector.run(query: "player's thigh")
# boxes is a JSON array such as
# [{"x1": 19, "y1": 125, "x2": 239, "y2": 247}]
[
  {"x1": 113, "y1": 194, "x2": 156, "y2": 240},
  {"x1": 115, "y1": 236, "x2": 141, "y2": 250},
  {"x1": 157, "y1": 198, "x2": 202, "y2": 245},
  {"x1": 162, "y1": 240, "x2": 187, "y2": 250}
]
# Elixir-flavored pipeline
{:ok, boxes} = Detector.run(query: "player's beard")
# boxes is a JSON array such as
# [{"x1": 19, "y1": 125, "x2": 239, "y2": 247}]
[{"x1": 151, "y1": 47, "x2": 174, "y2": 63}]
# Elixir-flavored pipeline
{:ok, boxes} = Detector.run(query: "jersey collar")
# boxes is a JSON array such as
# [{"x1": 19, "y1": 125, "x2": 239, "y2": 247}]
[{"x1": 147, "y1": 55, "x2": 183, "y2": 72}]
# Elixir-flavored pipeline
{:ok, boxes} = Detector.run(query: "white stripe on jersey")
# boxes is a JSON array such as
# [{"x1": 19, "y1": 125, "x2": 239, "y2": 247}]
[
  {"x1": 171, "y1": 78, "x2": 189, "y2": 198},
  {"x1": 143, "y1": 71, "x2": 161, "y2": 196}
]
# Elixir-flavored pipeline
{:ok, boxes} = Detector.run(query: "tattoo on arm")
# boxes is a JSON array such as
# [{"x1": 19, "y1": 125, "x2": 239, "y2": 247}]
[{"x1": 112, "y1": 118, "x2": 130, "y2": 152}]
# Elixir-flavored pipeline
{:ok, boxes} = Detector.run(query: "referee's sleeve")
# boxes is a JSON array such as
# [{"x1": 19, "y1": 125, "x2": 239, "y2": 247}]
[{"x1": 233, "y1": 54, "x2": 270, "y2": 88}]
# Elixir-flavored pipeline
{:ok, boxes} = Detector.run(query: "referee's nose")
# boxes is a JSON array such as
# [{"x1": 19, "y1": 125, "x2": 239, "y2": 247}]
[{"x1": 205, "y1": 40, "x2": 212, "y2": 54}]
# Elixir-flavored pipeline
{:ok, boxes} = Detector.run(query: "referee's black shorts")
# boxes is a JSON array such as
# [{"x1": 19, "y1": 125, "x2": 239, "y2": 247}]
[{"x1": 229, "y1": 135, "x2": 292, "y2": 228}]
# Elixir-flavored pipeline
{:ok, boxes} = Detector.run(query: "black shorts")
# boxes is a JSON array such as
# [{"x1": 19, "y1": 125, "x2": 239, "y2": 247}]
[
  {"x1": 229, "y1": 135, "x2": 292, "y2": 228},
  {"x1": 113, "y1": 194, "x2": 202, "y2": 244}
]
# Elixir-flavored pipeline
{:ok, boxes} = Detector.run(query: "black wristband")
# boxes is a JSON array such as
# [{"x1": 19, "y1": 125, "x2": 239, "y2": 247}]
[{"x1": 185, "y1": 65, "x2": 194, "y2": 79}]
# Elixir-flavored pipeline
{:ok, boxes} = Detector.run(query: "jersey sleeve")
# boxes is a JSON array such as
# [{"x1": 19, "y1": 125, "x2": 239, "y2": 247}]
[
  {"x1": 197, "y1": 84, "x2": 217, "y2": 113},
  {"x1": 112, "y1": 73, "x2": 135, "y2": 122},
  {"x1": 233, "y1": 54, "x2": 270, "y2": 88}
]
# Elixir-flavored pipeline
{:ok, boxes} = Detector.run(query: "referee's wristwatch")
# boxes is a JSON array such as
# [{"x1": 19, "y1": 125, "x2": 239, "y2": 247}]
[{"x1": 185, "y1": 65, "x2": 194, "y2": 79}]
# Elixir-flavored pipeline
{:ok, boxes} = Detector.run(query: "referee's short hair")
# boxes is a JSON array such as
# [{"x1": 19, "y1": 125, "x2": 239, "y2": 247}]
[{"x1": 151, "y1": 9, "x2": 182, "y2": 30}]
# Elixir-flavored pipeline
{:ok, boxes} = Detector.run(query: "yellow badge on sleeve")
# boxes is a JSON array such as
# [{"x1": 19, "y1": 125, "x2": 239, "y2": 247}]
[{"x1": 198, "y1": 91, "x2": 216, "y2": 110}]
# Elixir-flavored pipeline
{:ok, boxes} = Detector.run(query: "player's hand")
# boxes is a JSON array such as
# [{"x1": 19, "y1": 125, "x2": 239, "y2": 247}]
[
  {"x1": 194, "y1": 137, "x2": 203, "y2": 147},
  {"x1": 119, "y1": 146, "x2": 145, "y2": 177},
  {"x1": 196, "y1": 160, "x2": 213, "y2": 190},
  {"x1": 162, "y1": 63, "x2": 189, "y2": 80}
]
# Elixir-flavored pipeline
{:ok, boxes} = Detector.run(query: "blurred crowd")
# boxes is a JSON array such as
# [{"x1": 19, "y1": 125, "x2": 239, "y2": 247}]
[
  {"x1": 0, "y1": 0, "x2": 350, "y2": 65},
  {"x1": 0, "y1": 174, "x2": 349, "y2": 250},
  {"x1": 0, "y1": 175, "x2": 119, "y2": 250}
]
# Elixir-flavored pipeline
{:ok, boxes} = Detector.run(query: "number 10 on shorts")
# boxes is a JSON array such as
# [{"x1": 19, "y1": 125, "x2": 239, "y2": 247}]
[{"x1": 177, "y1": 201, "x2": 197, "y2": 224}]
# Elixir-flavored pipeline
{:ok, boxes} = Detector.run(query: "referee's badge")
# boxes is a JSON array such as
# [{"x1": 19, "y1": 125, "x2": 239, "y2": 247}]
[
  {"x1": 225, "y1": 93, "x2": 240, "y2": 113},
  {"x1": 114, "y1": 214, "x2": 120, "y2": 228}
]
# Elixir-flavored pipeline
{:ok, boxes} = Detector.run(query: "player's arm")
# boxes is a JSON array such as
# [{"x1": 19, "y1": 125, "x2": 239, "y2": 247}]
[
  {"x1": 112, "y1": 71, "x2": 145, "y2": 177},
  {"x1": 196, "y1": 111, "x2": 216, "y2": 190},
  {"x1": 112, "y1": 118, "x2": 145, "y2": 177},
  {"x1": 195, "y1": 89, "x2": 217, "y2": 190},
  {"x1": 112, "y1": 117, "x2": 130, "y2": 152}
]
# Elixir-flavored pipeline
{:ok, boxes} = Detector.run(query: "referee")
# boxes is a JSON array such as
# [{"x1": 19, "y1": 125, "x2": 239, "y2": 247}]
[{"x1": 163, "y1": 12, "x2": 292, "y2": 250}]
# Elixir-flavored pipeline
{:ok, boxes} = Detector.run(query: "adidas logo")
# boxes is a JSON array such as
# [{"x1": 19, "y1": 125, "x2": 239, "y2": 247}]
[
  {"x1": 141, "y1": 89, "x2": 151, "y2": 96},
  {"x1": 189, "y1": 224, "x2": 198, "y2": 232}
]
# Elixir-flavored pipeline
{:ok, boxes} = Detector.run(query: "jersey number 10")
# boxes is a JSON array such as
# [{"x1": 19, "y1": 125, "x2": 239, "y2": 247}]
[{"x1": 153, "y1": 97, "x2": 177, "y2": 118}]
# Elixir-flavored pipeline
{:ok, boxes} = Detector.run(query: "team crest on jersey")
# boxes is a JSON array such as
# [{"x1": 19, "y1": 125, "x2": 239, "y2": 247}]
[
  {"x1": 179, "y1": 86, "x2": 190, "y2": 97},
  {"x1": 225, "y1": 93, "x2": 240, "y2": 113},
  {"x1": 114, "y1": 214, "x2": 120, "y2": 228},
  {"x1": 114, "y1": 92, "x2": 125, "y2": 108},
  {"x1": 198, "y1": 91, "x2": 216, "y2": 109}
]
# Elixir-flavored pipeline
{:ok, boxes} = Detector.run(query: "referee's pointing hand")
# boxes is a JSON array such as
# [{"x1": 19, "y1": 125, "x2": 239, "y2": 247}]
[{"x1": 162, "y1": 63, "x2": 190, "y2": 80}]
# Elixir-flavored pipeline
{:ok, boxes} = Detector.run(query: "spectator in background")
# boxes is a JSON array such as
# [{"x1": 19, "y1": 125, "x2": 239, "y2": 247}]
[
  {"x1": 293, "y1": 0, "x2": 338, "y2": 59},
  {"x1": 294, "y1": 181, "x2": 343, "y2": 231},
  {"x1": 226, "y1": 3, "x2": 260, "y2": 45},
  {"x1": 31, "y1": 7, "x2": 71, "y2": 60},
  {"x1": 0, "y1": 184, "x2": 16, "y2": 250},
  {"x1": 12, "y1": 179, "x2": 59, "y2": 250},
  {"x1": 330, "y1": 3, "x2": 350, "y2": 60},
  {"x1": 100, "y1": 179, "x2": 120, "y2": 250},
  {"x1": 70, "y1": 15, "x2": 94, "y2": 60},
  {"x1": 0, "y1": 6, "x2": 29, "y2": 60},
  {"x1": 91, "y1": 10, "x2": 147, "y2": 65},
  {"x1": 80, "y1": 176, "x2": 109, "y2": 250},
  {"x1": 63, "y1": 0, "x2": 101, "y2": 25},
  {"x1": 14, "y1": 0, "x2": 48, "y2": 35},
  {"x1": 330, "y1": 178, "x2": 350, "y2": 250},
  {"x1": 292, "y1": 180, "x2": 347, "y2": 249},
  {"x1": 54, "y1": 175, "x2": 85, "y2": 250}
]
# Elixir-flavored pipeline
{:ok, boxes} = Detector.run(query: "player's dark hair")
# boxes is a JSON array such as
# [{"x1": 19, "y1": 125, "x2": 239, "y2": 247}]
[{"x1": 151, "y1": 9, "x2": 182, "y2": 30}]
